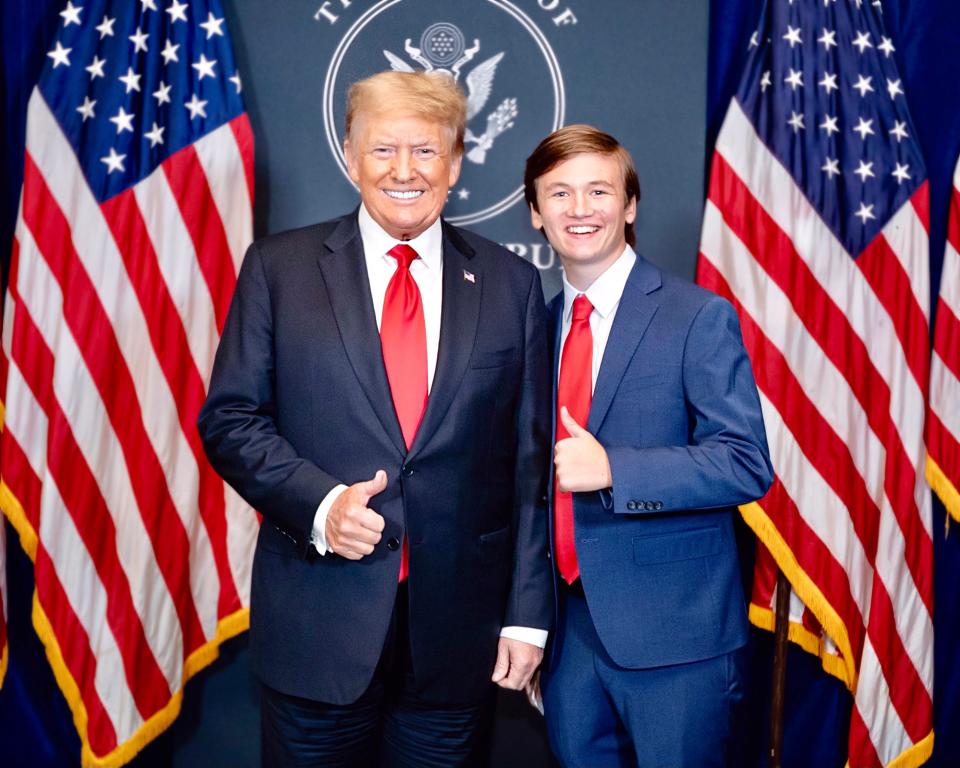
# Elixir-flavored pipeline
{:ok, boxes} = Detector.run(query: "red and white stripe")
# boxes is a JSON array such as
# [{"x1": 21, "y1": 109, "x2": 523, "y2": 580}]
[
  {"x1": 697, "y1": 100, "x2": 934, "y2": 768},
  {"x1": 0, "y1": 88, "x2": 258, "y2": 763},
  {"x1": 927, "y1": 154, "x2": 960, "y2": 521}
]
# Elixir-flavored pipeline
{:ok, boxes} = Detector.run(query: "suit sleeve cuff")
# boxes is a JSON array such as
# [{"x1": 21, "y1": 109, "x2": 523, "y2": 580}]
[
  {"x1": 500, "y1": 626, "x2": 548, "y2": 649},
  {"x1": 311, "y1": 484, "x2": 348, "y2": 555}
]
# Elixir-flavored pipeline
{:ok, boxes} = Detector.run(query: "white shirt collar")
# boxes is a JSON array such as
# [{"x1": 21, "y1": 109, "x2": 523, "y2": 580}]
[
  {"x1": 562, "y1": 245, "x2": 638, "y2": 322},
  {"x1": 358, "y1": 203, "x2": 443, "y2": 267}
]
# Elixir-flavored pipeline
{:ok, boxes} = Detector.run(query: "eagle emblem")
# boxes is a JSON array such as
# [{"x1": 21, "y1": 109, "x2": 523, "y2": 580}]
[{"x1": 383, "y1": 22, "x2": 517, "y2": 165}]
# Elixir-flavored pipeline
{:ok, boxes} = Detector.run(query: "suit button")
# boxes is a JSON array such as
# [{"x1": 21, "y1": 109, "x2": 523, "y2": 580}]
[
  {"x1": 654, "y1": 501, "x2": 663, "y2": 510},
  {"x1": 626, "y1": 501, "x2": 637, "y2": 510},
  {"x1": 386, "y1": 537, "x2": 400, "y2": 551},
  {"x1": 401, "y1": 465, "x2": 414, "y2": 478},
  {"x1": 644, "y1": 501, "x2": 655, "y2": 510}
]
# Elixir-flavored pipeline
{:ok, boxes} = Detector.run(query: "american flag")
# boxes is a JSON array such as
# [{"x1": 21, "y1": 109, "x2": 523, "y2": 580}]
[
  {"x1": 927, "y1": 154, "x2": 960, "y2": 522},
  {"x1": 0, "y1": 0, "x2": 258, "y2": 764},
  {"x1": 696, "y1": 0, "x2": 934, "y2": 765}
]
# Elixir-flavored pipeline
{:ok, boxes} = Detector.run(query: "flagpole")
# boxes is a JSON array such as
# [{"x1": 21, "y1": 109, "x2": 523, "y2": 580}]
[{"x1": 769, "y1": 570, "x2": 791, "y2": 768}]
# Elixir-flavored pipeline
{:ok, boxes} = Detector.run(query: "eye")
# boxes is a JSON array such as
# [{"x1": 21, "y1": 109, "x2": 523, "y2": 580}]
[
  {"x1": 591, "y1": 189, "x2": 610, "y2": 196},
  {"x1": 415, "y1": 147, "x2": 437, "y2": 158},
  {"x1": 372, "y1": 146, "x2": 393, "y2": 157},
  {"x1": 552, "y1": 190, "x2": 569, "y2": 198}
]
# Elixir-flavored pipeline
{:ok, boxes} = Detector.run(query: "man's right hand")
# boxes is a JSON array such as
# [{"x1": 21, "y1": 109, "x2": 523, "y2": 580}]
[{"x1": 324, "y1": 470, "x2": 388, "y2": 559}]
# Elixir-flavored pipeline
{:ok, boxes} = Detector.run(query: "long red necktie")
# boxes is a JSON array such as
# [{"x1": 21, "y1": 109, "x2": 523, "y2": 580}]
[
  {"x1": 555, "y1": 294, "x2": 594, "y2": 584},
  {"x1": 380, "y1": 243, "x2": 428, "y2": 581}
]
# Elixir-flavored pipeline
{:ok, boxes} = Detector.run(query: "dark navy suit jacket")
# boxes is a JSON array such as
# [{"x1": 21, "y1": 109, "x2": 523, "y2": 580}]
[
  {"x1": 547, "y1": 254, "x2": 773, "y2": 670},
  {"x1": 198, "y1": 211, "x2": 553, "y2": 706}
]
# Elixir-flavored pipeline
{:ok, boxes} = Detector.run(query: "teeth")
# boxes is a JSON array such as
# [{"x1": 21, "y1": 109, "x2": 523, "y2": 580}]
[
  {"x1": 384, "y1": 190, "x2": 423, "y2": 199},
  {"x1": 567, "y1": 226, "x2": 599, "y2": 234}
]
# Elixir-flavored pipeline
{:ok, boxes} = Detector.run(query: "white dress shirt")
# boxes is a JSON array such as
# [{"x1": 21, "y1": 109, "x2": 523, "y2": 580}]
[
  {"x1": 310, "y1": 206, "x2": 546, "y2": 648},
  {"x1": 559, "y1": 245, "x2": 637, "y2": 390}
]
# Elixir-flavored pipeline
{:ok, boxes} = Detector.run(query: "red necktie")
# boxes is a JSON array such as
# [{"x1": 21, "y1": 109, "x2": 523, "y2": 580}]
[
  {"x1": 555, "y1": 294, "x2": 593, "y2": 584},
  {"x1": 380, "y1": 243, "x2": 428, "y2": 581}
]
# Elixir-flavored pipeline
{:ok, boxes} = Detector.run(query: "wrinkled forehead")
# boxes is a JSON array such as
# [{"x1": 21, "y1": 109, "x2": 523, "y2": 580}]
[{"x1": 347, "y1": 108, "x2": 457, "y2": 150}]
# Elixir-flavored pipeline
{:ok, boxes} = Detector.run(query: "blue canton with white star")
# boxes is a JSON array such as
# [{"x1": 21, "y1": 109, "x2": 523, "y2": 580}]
[
  {"x1": 39, "y1": 0, "x2": 244, "y2": 202},
  {"x1": 737, "y1": 0, "x2": 926, "y2": 256}
]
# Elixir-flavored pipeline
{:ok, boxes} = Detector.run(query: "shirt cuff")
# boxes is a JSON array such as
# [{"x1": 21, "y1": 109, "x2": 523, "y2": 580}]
[
  {"x1": 311, "y1": 484, "x2": 348, "y2": 555},
  {"x1": 500, "y1": 626, "x2": 549, "y2": 649}
]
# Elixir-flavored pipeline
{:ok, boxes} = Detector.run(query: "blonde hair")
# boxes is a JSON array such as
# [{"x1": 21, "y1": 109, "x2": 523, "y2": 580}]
[
  {"x1": 524, "y1": 124, "x2": 641, "y2": 247},
  {"x1": 345, "y1": 71, "x2": 467, "y2": 153}
]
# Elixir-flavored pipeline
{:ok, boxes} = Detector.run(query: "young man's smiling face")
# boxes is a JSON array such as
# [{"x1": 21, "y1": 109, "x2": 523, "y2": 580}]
[
  {"x1": 345, "y1": 112, "x2": 462, "y2": 240},
  {"x1": 531, "y1": 152, "x2": 636, "y2": 286}
]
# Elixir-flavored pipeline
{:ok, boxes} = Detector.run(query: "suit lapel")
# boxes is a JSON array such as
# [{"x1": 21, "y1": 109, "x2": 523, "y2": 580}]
[
  {"x1": 587, "y1": 256, "x2": 662, "y2": 434},
  {"x1": 407, "y1": 222, "x2": 481, "y2": 459},
  {"x1": 317, "y1": 212, "x2": 407, "y2": 456}
]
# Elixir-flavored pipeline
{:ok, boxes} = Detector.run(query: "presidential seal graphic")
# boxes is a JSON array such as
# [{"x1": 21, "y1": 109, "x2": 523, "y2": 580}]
[{"x1": 323, "y1": 0, "x2": 565, "y2": 225}]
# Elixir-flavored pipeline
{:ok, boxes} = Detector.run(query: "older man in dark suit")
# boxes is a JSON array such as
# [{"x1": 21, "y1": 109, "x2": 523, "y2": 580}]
[{"x1": 198, "y1": 71, "x2": 552, "y2": 767}]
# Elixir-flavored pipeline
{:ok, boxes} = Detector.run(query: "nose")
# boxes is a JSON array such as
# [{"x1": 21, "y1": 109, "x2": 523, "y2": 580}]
[
  {"x1": 391, "y1": 149, "x2": 414, "y2": 182},
  {"x1": 571, "y1": 191, "x2": 592, "y2": 217}
]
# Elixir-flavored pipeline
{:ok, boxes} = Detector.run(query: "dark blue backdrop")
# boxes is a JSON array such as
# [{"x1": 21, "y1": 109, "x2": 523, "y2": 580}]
[{"x1": 1, "y1": 1, "x2": 957, "y2": 766}]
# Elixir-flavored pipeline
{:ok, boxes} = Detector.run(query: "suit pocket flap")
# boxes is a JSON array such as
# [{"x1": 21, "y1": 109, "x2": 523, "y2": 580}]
[
  {"x1": 470, "y1": 347, "x2": 519, "y2": 369},
  {"x1": 633, "y1": 526, "x2": 721, "y2": 565}
]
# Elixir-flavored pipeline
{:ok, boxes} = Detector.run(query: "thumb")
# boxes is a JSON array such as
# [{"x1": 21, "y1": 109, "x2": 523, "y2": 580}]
[
  {"x1": 560, "y1": 406, "x2": 587, "y2": 438},
  {"x1": 491, "y1": 641, "x2": 510, "y2": 683},
  {"x1": 358, "y1": 469, "x2": 388, "y2": 499}
]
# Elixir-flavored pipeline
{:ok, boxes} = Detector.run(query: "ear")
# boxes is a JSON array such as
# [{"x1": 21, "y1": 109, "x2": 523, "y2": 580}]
[
  {"x1": 624, "y1": 195, "x2": 637, "y2": 224},
  {"x1": 530, "y1": 203, "x2": 543, "y2": 230},
  {"x1": 448, "y1": 151, "x2": 463, "y2": 187},
  {"x1": 344, "y1": 139, "x2": 361, "y2": 185}
]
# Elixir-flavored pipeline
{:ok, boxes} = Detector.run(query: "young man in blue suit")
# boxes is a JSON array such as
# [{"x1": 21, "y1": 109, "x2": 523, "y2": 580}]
[
  {"x1": 524, "y1": 125, "x2": 773, "y2": 767},
  {"x1": 198, "y1": 72, "x2": 552, "y2": 766}
]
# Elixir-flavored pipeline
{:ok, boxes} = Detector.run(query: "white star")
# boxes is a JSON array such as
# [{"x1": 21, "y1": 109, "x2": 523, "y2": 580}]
[
  {"x1": 119, "y1": 67, "x2": 141, "y2": 93},
  {"x1": 887, "y1": 79, "x2": 903, "y2": 99},
  {"x1": 85, "y1": 55, "x2": 105, "y2": 79},
  {"x1": 185, "y1": 93, "x2": 208, "y2": 119},
  {"x1": 854, "y1": 202, "x2": 875, "y2": 224},
  {"x1": 852, "y1": 74, "x2": 874, "y2": 97},
  {"x1": 76, "y1": 96, "x2": 96, "y2": 121},
  {"x1": 760, "y1": 70, "x2": 772, "y2": 92},
  {"x1": 878, "y1": 36, "x2": 896, "y2": 58},
  {"x1": 101, "y1": 148, "x2": 126, "y2": 174},
  {"x1": 192, "y1": 53, "x2": 217, "y2": 80},
  {"x1": 853, "y1": 0, "x2": 863, "y2": 7},
  {"x1": 199, "y1": 12, "x2": 225, "y2": 39},
  {"x1": 820, "y1": 114, "x2": 839, "y2": 136},
  {"x1": 161, "y1": 39, "x2": 179, "y2": 64},
  {"x1": 818, "y1": 28, "x2": 838, "y2": 50},
  {"x1": 853, "y1": 160, "x2": 875, "y2": 182},
  {"x1": 852, "y1": 31, "x2": 873, "y2": 54},
  {"x1": 819, "y1": 72, "x2": 838, "y2": 94},
  {"x1": 129, "y1": 27, "x2": 149, "y2": 53},
  {"x1": 60, "y1": 1, "x2": 83, "y2": 26},
  {"x1": 872, "y1": 0, "x2": 883, "y2": 11},
  {"x1": 153, "y1": 81, "x2": 172, "y2": 105},
  {"x1": 891, "y1": 163, "x2": 911, "y2": 185},
  {"x1": 140, "y1": 0, "x2": 157, "y2": 10},
  {"x1": 109, "y1": 106, "x2": 134, "y2": 134},
  {"x1": 229, "y1": 72, "x2": 242, "y2": 93},
  {"x1": 167, "y1": 0, "x2": 189, "y2": 23},
  {"x1": 853, "y1": 117, "x2": 875, "y2": 139},
  {"x1": 784, "y1": 68, "x2": 804, "y2": 90},
  {"x1": 96, "y1": 14, "x2": 115, "y2": 38},
  {"x1": 787, "y1": 111, "x2": 805, "y2": 133},
  {"x1": 145, "y1": 122, "x2": 165, "y2": 147},
  {"x1": 749, "y1": 31, "x2": 759, "y2": 49},
  {"x1": 457, "y1": 188, "x2": 470, "y2": 200},
  {"x1": 889, "y1": 120, "x2": 909, "y2": 142},
  {"x1": 47, "y1": 41, "x2": 72, "y2": 68},
  {"x1": 783, "y1": 25, "x2": 802, "y2": 47},
  {"x1": 822, "y1": 158, "x2": 840, "y2": 178}
]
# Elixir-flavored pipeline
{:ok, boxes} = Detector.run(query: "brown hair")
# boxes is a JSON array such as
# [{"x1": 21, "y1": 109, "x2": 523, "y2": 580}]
[
  {"x1": 524, "y1": 124, "x2": 641, "y2": 247},
  {"x1": 345, "y1": 71, "x2": 467, "y2": 154}
]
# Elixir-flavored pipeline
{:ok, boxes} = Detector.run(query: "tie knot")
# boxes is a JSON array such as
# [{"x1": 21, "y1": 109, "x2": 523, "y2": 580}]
[
  {"x1": 572, "y1": 294, "x2": 593, "y2": 324},
  {"x1": 388, "y1": 243, "x2": 420, "y2": 270}
]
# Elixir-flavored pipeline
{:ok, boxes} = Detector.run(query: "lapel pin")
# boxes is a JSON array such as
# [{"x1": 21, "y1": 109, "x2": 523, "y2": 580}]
[{"x1": 463, "y1": 269, "x2": 476, "y2": 284}]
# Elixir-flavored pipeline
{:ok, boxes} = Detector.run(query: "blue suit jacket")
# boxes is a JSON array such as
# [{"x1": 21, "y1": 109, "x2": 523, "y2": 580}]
[
  {"x1": 548, "y1": 254, "x2": 773, "y2": 669},
  {"x1": 198, "y1": 211, "x2": 553, "y2": 706}
]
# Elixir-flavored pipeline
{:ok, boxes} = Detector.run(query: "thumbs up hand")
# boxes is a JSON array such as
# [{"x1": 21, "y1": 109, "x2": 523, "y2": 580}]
[
  {"x1": 555, "y1": 407, "x2": 612, "y2": 493},
  {"x1": 326, "y1": 470, "x2": 388, "y2": 560}
]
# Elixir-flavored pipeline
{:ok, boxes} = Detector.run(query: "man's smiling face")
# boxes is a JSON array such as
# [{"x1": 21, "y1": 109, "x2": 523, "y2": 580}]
[{"x1": 345, "y1": 112, "x2": 462, "y2": 240}]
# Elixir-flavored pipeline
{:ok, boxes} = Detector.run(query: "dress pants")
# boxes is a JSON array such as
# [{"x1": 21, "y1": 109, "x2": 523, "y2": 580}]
[
  {"x1": 541, "y1": 588, "x2": 746, "y2": 768},
  {"x1": 260, "y1": 585, "x2": 494, "y2": 768}
]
